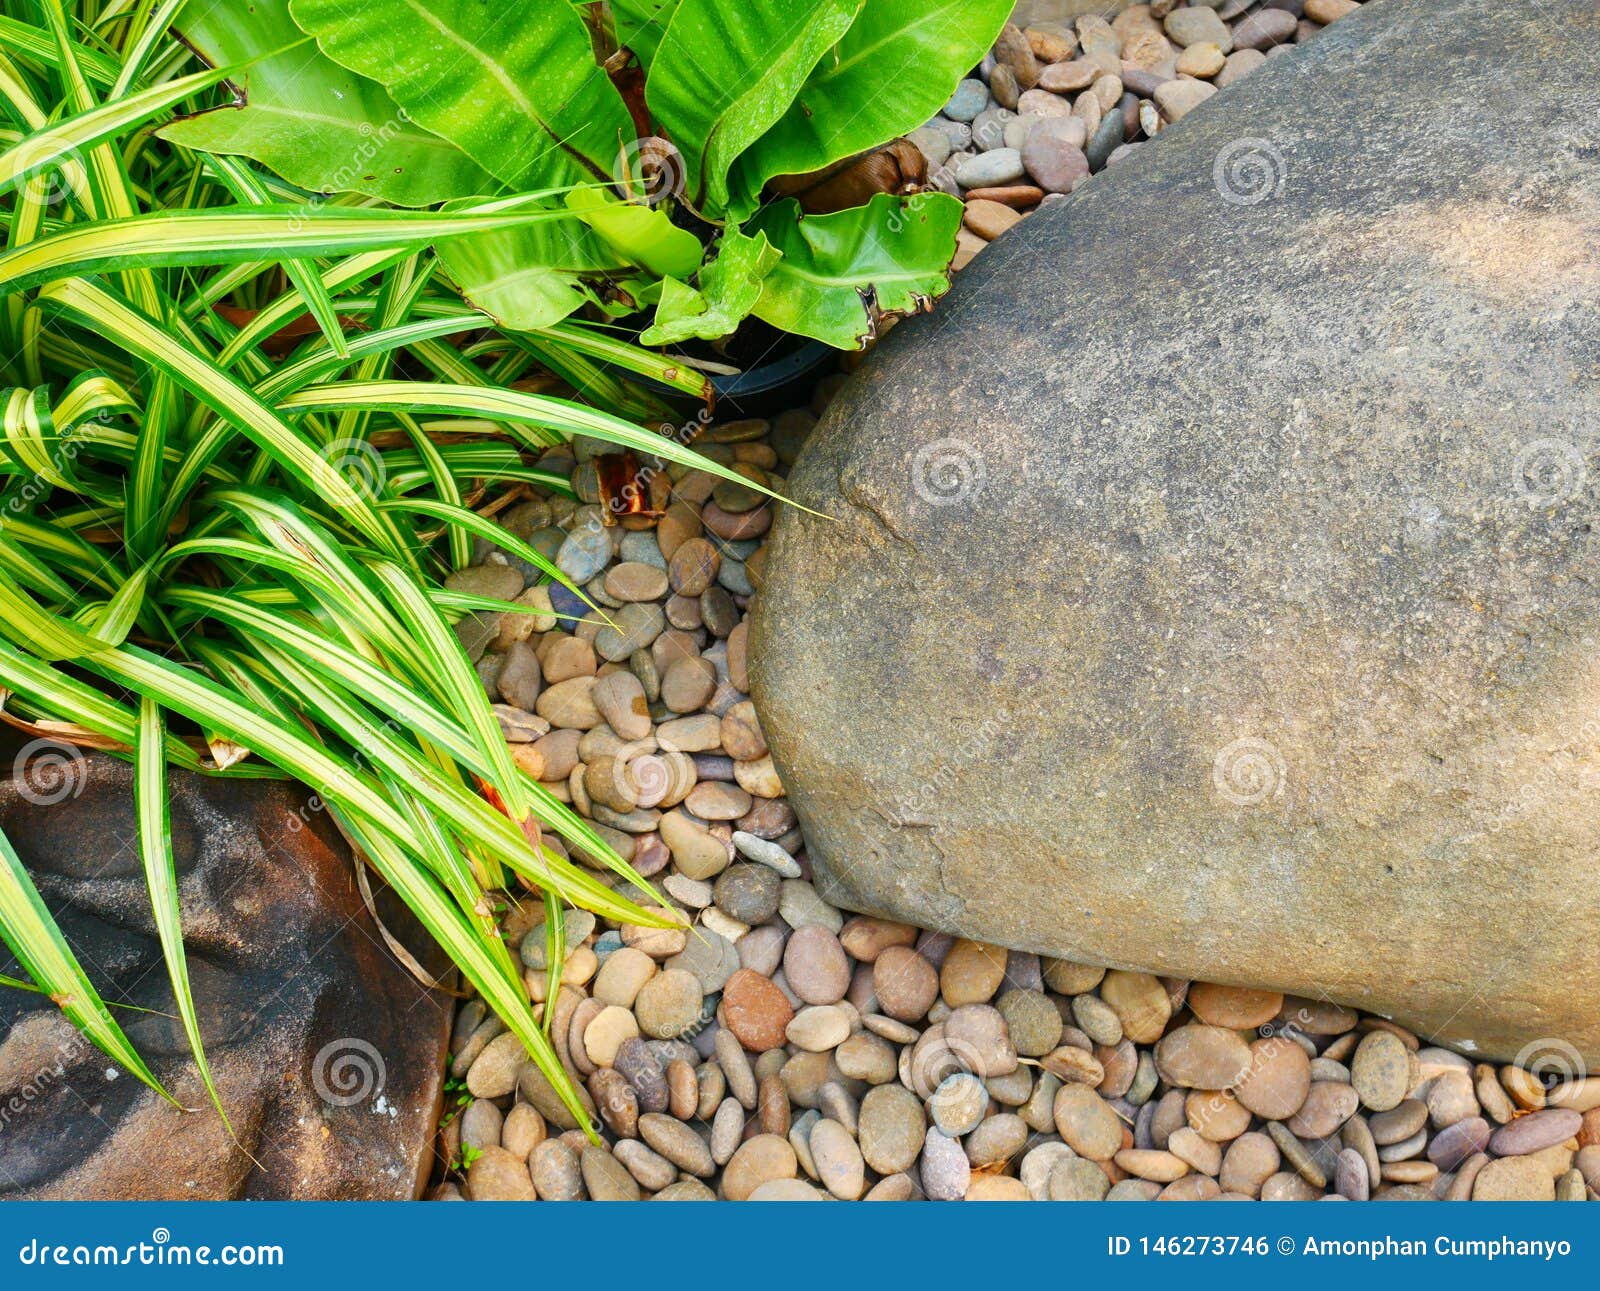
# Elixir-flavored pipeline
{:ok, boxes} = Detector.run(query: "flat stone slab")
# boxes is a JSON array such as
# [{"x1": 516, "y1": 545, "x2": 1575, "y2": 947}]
[
  {"x1": 0, "y1": 753, "x2": 450, "y2": 1198},
  {"x1": 755, "y1": 0, "x2": 1600, "y2": 1062}
]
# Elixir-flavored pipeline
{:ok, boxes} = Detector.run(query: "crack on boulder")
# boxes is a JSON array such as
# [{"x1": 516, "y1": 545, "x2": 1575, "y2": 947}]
[{"x1": 838, "y1": 472, "x2": 916, "y2": 552}]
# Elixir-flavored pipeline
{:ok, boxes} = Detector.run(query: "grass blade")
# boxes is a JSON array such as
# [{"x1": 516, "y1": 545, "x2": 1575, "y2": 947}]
[
  {"x1": 135, "y1": 696, "x2": 231, "y2": 1128},
  {"x1": 0, "y1": 820, "x2": 175, "y2": 1102}
]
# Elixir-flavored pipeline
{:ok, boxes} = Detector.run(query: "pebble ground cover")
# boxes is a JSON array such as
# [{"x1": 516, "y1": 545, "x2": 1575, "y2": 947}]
[{"x1": 432, "y1": 1, "x2": 1600, "y2": 1202}]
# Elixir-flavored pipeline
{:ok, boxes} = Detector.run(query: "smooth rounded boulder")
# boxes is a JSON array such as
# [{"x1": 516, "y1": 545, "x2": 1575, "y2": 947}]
[{"x1": 754, "y1": 0, "x2": 1600, "y2": 1063}]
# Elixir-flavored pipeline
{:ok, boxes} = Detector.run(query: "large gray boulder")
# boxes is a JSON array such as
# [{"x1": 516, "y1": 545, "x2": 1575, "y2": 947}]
[{"x1": 754, "y1": 0, "x2": 1600, "y2": 1063}]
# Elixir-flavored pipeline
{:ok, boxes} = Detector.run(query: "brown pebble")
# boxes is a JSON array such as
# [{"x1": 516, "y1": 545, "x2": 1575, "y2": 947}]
[
  {"x1": 721, "y1": 969, "x2": 795, "y2": 1051},
  {"x1": 874, "y1": 945, "x2": 940, "y2": 1022},
  {"x1": 963, "y1": 184, "x2": 1046, "y2": 208},
  {"x1": 759, "y1": 1073, "x2": 792, "y2": 1136},
  {"x1": 963, "y1": 199, "x2": 1023, "y2": 241},
  {"x1": 666, "y1": 1058, "x2": 698, "y2": 1120},
  {"x1": 667, "y1": 537, "x2": 720, "y2": 595},
  {"x1": 1187, "y1": 982, "x2": 1284, "y2": 1029}
]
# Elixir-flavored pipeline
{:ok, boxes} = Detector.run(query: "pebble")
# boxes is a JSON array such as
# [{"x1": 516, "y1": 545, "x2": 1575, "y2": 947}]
[
  {"x1": 1473, "y1": 1155, "x2": 1556, "y2": 1201},
  {"x1": 732, "y1": 830, "x2": 800, "y2": 877},
  {"x1": 1153, "y1": 77, "x2": 1215, "y2": 121},
  {"x1": 613, "y1": 1139, "x2": 675, "y2": 1191},
  {"x1": 1164, "y1": 5, "x2": 1232, "y2": 50},
  {"x1": 1369, "y1": 1098, "x2": 1428, "y2": 1145},
  {"x1": 996, "y1": 987, "x2": 1063, "y2": 1057},
  {"x1": 962, "y1": 199, "x2": 1022, "y2": 240},
  {"x1": 1037, "y1": 59, "x2": 1098, "y2": 92},
  {"x1": 944, "y1": 78, "x2": 989, "y2": 121},
  {"x1": 874, "y1": 946, "x2": 940, "y2": 1022},
  {"x1": 722, "y1": 1134, "x2": 797, "y2": 1200},
  {"x1": 666, "y1": 929, "x2": 739, "y2": 993},
  {"x1": 713, "y1": 862, "x2": 780, "y2": 924},
  {"x1": 1286, "y1": 1080, "x2": 1358, "y2": 1139},
  {"x1": 859, "y1": 1084, "x2": 926, "y2": 1174},
  {"x1": 1334, "y1": 1147, "x2": 1370, "y2": 1200},
  {"x1": 945, "y1": 1003, "x2": 1020, "y2": 1076},
  {"x1": 554, "y1": 524, "x2": 611, "y2": 583},
  {"x1": 1155, "y1": 1024, "x2": 1253, "y2": 1090},
  {"x1": 1099, "y1": 970, "x2": 1171, "y2": 1044},
  {"x1": 778, "y1": 879, "x2": 843, "y2": 932},
  {"x1": 667, "y1": 538, "x2": 720, "y2": 596},
  {"x1": 1168, "y1": 1126, "x2": 1222, "y2": 1176},
  {"x1": 465, "y1": 1031, "x2": 525, "y2": 1099},
  {"x1": 1235, "y1": 1035, "x2": 1311, "y2": 1120},
  {"x1": 1049, "y1": 1157, "x2": 1110, "y2": 1201},
  {"x1": 529, "y1": 1139, "x2": 584, "y2": 1200},
  {"x1": 1233, "y1": 9, "x2": 1298, "y2": 50},
  {"x1": 721, "y1": 969, "x2": 794, "y2": 1051},
  {"x1": 637, "y1": 1112, "x2": 715, "y2": 1177},
  {"x1": 920, "y1": 1128, "x2": 971, "y2": 1201},
  {"x1": 940, "y1": 939, "x2": 1007, "y2": 1006},
  {"x1": 954, "y1": 146, "x2": 1025, "y2": 189},
  {"x1": 783, "y1": 925, "x2": 851, "y2": 1004},
  {"x1": 930, "y1": 1071, "x2": 989, "y2": 1135},
  {"x1": 1489, "y1": 1108, "x2": 1582, "y2": 1157},
  {"x1": 583, "y1": 1004, "x2": 639, "y2": 1067},
  {"x1": 1429, "y1": 1116, "x2": 1491, "y2": 1170},
  {"x1": 466, "y1": 1145, "x2": 535, "y2": 1201},
  {"x1": 809, "y1": 1117, "x2": 866, "y2": 1199},
  {"x1": 1053, "y1": 1084, "x2": 1123, "y2": 1161},
  {"x1": 1176, "y1": 41, "x2": 1226, "y2": 77},
  {"x1": 1351, "y1": 1031, "x2": 1411, "y2": 1111},
  {"x1": 1186, "y1": 983, "x2": 1283, "y2": 1029},
  {"x1": 787, "y1": 1004, "x2": 851, "y2": 1052},
  {"x1": 591, "y1": 671, "x2": 650, "y2": 740},
  {"x1": 580, "y1": 1145, "x2": 641, "y2": 1201},
  {"x1": 1219, "y1": 1132, "x2": 1280, "y2": 1198},
  {"x1": 632, "y1": 967, "x2": 702, "y2": 1039}
]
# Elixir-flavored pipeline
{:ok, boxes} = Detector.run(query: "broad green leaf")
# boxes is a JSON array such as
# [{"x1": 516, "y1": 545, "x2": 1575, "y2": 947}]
[
  {"x1": 748, "y1": 192, "x2": 963, "y2": 348},
  {"x1": 288, "y1": 0, "x2": 631, "y2": 190},
  {"x1": 645, "y1": 0, "x2": 862, "y2": 218},
  {"x1": 163, "y1": 0, "x2": 494, "y2": 206},
  {"x1": 135, "y1": 698, "x2": 230, "y2": 1128},
  {"x1": 730, "y1": 0, "x2": 1014, "y2": 213},
  {"x1": 639, "y1": 227, "x2": 779, "y2": 345},
  {"x1": 563, "y1": 185, "x2": 702, "y2": 280},
  {"x1": 434, "y1": 199, "x2": 619, "y2": 332}
]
